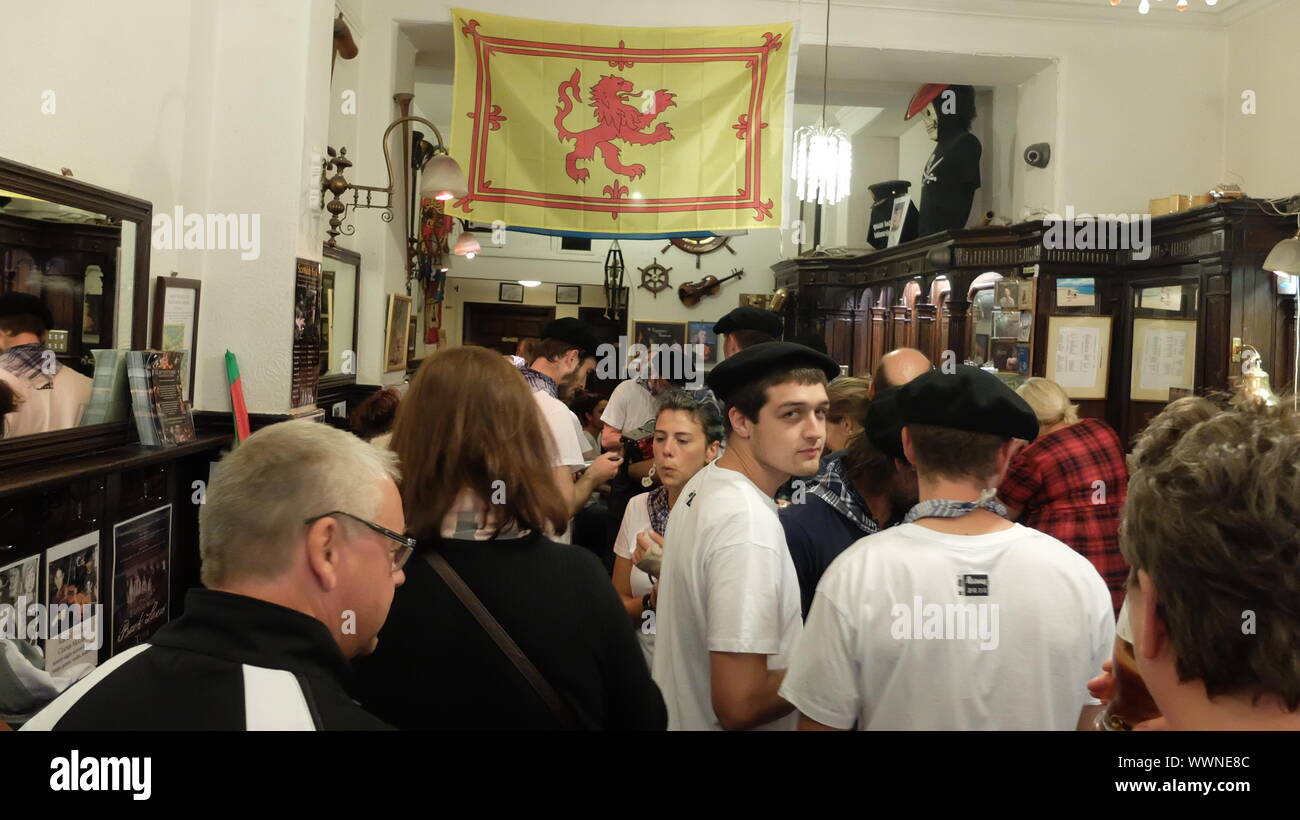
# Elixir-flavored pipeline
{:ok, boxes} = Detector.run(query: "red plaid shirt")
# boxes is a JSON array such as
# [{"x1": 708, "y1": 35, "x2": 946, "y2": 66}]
[{"x1": 998, "y1": 418, "x2": 1128, "y2": 614}]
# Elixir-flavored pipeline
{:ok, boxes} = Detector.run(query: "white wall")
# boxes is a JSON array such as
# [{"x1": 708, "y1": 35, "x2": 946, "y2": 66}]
[
  {"x1": 0, "y1": 0, "x2": 336, "y2": 415},
  {"x1": 1224, "y1": 0, "x2": 1300, "y2": 199}
]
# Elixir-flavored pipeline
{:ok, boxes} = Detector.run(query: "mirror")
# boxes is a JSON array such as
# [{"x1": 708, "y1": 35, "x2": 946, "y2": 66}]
[
  {"x1": 320, "y1": 245, "x2": 359, "y2": 384},
  {"x1": 0, "y1": 157, "x2": 151, "y2": 459}
]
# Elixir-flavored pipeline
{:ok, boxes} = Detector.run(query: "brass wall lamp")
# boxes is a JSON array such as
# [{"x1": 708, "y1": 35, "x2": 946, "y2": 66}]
[{"x1": 320, "y1": 101, "x2": 468, "y2": 257}]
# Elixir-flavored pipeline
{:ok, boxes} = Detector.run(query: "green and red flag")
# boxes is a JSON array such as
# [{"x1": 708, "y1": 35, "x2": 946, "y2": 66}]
[{"x1": 224, "y1": 350, "x2": 251, "y2": 444}]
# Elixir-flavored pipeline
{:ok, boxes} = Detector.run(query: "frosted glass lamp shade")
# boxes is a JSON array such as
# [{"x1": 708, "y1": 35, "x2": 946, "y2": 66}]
[{"x1": 421, "y1": 154, "x2": 468, "y2": 201}]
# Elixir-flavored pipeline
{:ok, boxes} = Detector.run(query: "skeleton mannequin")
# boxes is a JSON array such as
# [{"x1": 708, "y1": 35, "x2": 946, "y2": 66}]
[{"x1": 915, "y1": 84, "x2": 982, "y2": 236}]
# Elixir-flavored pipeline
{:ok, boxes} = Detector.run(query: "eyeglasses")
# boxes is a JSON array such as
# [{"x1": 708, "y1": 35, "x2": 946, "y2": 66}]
[{"x1": 303, "y1": 511, "x2": 416, "y2": 571}]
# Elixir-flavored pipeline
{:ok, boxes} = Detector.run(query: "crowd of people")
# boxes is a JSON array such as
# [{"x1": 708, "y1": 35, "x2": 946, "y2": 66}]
[{"x1": 18, "y1": 308, "x2": 1300, "y2": 731}]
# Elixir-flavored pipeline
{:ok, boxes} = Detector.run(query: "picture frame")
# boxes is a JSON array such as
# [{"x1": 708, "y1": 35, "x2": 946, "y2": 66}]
[
  {"x1": 1130, "y1": 317, "x2": 1197, "y2": 402},
  {"x1": 1045, "y1": 315, "x2": 1112, "y2": 399},
  {"x1": 149, "y1": 275, "x2": 201, "y2": 402},
  {"x1": 995, "y1": 279, "x2": 1019, "y2": 311},
  {"x1": 992, "y1": 310, "x2": 1020, "y2": 339},
  {"x1": 555, "y1": 284, "x2": 581, "y2": 305},
  {"x1": 1055, "y1": 277, "x2": 1096, "y2": 309},
  {"x1": 384, "y1": 293, "x2": 412, "y2": 373},
  {"x1": 990, "y1": 339, "x2": 1018, "y2": 373},
  {"x1": 632, "y1": 320, "x2": 687, "y2": 351},
  {"x1": 499, "y1": 282, "x2": 524, "y2": 303},
  {"x1": 1017, "y1": 277, "x2": 1035, "y2": 310},
  {"x1": 1017, "y1": 311, "x2": 1033, "y2": 343},
  {"x1": 971, "y1": 288, "x2": 994, "y2": 337},
  {"x1": 687, "y1": 321, "x2": 719, "y2": 365}
]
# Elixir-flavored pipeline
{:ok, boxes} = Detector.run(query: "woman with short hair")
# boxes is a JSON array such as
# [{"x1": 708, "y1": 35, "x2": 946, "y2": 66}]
[
  {"x1": 352, "y1": 346, "x2": 665, "y2": 730},
  {"x1": 997, "y1": 377, "x2": 1128, "y2": 614},
  {"x1": 611, "y1": 391, "x2": 723, "y2": 665}
]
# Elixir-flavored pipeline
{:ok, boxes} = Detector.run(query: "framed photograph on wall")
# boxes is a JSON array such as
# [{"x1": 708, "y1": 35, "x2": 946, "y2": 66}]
[
  {"x1": 1017, "y1": 311, "x2": 1033, "y2": 343},
  {"x1": 499, "y1": 282, "x2": 524, "y2": 303},
  {"x1": 384, "y1": 294, "x2": 412, "y2": 373},
  {"x1": 633, "y1": 321, "x2": 686, "y2": 351},
  {"x1": 149, "y1": 275, "x2": 201, "y2": 402},
  {"x1": 555, "y1": 284, "x2": 581, "y2": 305},
  {"x1": 992, "y1": 310, "x2": 1019, "y2": 339},
  {"x1": 687, "y1": 321, "x2": 718, "y2": 365},
  {"x1": 1045, "y1": 315, "x2": 1112, "y2": 399},
  {"x1": 990, "y1": 339, "x2": 1018, "y2": 373},
  {"x1": 995, "y1": 279, "x2": 1019, "y2": 311}
]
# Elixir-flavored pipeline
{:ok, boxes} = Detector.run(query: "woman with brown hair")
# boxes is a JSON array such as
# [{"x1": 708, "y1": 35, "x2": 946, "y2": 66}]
[{"x1": 352, "y1": 345, "x2": 665, "y2": 730}]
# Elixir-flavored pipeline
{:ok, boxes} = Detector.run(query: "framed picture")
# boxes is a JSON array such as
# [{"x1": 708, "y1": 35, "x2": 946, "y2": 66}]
[
  {"x1": 687, "y1": 321, "x2": 718, "y2": 365},
  {"x1": 1055, "y1": 277, "x2": 1096, "y2": 309},
  {"x1": 971, "y1": 288, "x2": 994, "y2": 337},
  {"x1": 1017, "y1": 311, "x2": 1033, "y2": 343},
  {"x1": 992, "y1": 310, "x2": 1019, "y2": 339},
  {"x1": 990, "y1": 339, "x2": 1018, "y2": 373},
  {"x1": 555, "y1": 284, "x2": 581, "y2": 305},
  {"x1": 384, "y1": 294, "x2": 412, "y2": 373},
  {"x1": 995, "y1": 279, "x2": 1019, "y2": 311},
  {"x1": 1017, "y1": 277, "x2": 1035, "y2": 310},
  {"x1": 1131, "y1": 317, "x2": 1197, "y2": 402},
  {"x1": 633, "y1": 320, "x2": 686, "y2": 351},
  {"x1": 149, "y1": 276, "x2": 201, "y2": 402},
  {"x1": 499, "y1": 282, "x2": 524, "y2": 303},
  {"x1": 291, "y1": 259, "x2": 322, "y2": 408},
  {"x1": 1045, "y1": 315, "x2": 1112, "y2": 399},
  {"x1": 738, "y1": 293, "x2": 769, "y2": 309}
]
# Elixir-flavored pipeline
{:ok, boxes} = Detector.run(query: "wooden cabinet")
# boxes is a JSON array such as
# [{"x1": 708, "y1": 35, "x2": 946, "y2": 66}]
[{"x1": 774, "y1": 200, "x2": 1296, "y2": 445}]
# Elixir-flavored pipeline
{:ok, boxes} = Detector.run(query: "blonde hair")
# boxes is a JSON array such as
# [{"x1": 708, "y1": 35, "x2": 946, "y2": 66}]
[
  {"x1": 1016, "y1": 377, "x2": 1079, "y2": 427},
  {"x1": 200, "y1": 421, "x2": 400, "y2": 587},
  {"x1": 826, "y1": 376, "x2": 872, "y2": 424}
]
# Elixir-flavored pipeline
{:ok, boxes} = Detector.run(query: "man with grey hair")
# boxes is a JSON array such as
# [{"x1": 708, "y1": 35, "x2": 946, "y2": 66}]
[{"x1": 22, "y1": 421, "x2": 406, "y2": 730}]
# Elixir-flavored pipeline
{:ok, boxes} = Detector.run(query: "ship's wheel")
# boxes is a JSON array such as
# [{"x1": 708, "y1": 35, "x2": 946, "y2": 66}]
[{"x1": 638, "y1": 259, "x2": 672, "y2": 297}]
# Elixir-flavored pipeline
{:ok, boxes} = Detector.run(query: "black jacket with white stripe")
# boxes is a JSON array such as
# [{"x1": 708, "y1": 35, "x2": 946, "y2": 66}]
[{"x1": 21, "y1": 589, "x2": 392, "y2": 731}]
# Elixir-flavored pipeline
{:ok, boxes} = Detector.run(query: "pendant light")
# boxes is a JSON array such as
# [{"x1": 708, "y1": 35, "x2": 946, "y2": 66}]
[{"x1": 791, "y1": 0, "x2": 851, "y2": 206}]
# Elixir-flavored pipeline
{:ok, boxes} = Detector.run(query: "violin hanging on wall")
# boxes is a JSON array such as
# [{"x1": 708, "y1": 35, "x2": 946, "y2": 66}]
[{"x1": 678, "y1": 268, "x2": 745, "y2": 307}]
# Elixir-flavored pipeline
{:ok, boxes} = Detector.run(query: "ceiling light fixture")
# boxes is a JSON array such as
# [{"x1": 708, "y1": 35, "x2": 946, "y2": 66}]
[{"x1": 791, "y1": 0, "x2": 851, "y2": 208}]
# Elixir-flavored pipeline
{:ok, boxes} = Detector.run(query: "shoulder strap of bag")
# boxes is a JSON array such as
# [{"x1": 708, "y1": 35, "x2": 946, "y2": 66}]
[{"x1": 423, "y1": 550, "x2": 580, "y2": 730}]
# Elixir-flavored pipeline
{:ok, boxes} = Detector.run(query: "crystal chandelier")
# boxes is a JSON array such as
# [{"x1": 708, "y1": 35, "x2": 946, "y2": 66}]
[
  {"x1": 791, "y1": 0, "x2": 851, "y2": 206},
  {"x1": 1110, "y1": 0, "x2": 1218, "y2": 14}
]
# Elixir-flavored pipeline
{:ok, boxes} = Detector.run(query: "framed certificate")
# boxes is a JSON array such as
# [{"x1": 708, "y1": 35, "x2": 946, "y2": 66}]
[
  {"x1": 1045, "y1": 315, "x2": 1112, "y2": 399},
  {"x1": 149, "y1": 276, "x2": 201, "y2": 402},
  {"x1": 1131, "y1": 317, "x2": 1197, "y2": 402}
]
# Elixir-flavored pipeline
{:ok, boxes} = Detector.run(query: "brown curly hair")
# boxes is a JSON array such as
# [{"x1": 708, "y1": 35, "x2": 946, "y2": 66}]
[{"x1": 1121, "y1": 400, "x2": 1300, "y2": 709}]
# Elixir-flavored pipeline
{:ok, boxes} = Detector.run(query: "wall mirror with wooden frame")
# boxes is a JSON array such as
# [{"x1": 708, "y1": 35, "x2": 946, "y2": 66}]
[
  {"x1": 319, "y1": 244, "x2": 360, "y2": 388},
  {"x1": 0, "y1": 157, "x2": 152, "y2": 469}
]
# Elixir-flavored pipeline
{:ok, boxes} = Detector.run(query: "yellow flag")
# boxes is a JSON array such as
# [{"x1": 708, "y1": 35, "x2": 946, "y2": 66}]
[{"x1": 448, "y1": 8, "x2": 791, "y2": 236}]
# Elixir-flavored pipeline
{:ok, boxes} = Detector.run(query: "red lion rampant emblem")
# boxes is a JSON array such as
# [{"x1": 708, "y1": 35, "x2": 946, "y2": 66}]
[{"x1": 555, "y1": 69, "x2": 676, "y2": 182}]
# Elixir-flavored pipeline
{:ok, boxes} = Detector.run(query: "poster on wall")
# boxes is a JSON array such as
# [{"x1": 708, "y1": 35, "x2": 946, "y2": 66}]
[
  {"x1": 687, "y1": 321, "x2": 718, "y2": 365},
  {"x1": 633, "y1": 321, "x2": 686, "y2": 352},
  {"x1": 0, "y1": 554, "x2": 41, "y2": 648},
  {"x1": 1046, "y1": 315, "x2": 1111, "y2": 399},
  {"x1": 112, "y1": 504, "x2": 171, "y2": 653},
  {"x1": 291, "y1": 259, "x2": 322, "y2": 407},
  {"x1": 44, "y1": 532, "x2": 101, "y2": 679}
]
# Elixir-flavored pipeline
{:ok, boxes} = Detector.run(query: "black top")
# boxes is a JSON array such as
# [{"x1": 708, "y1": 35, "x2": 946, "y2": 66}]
[
  {"x1": 352, "y1": 532, "x2": 666, "y2": 730},
  {"x1": 23, "y1": 589, "x2": 389, "y2": 731},
  {"x1": 918, "y1": 130, "x2": 982, "y2": 235},
  {"x1": 780, "y1": 495, "x2": 904, "y2": 620}
]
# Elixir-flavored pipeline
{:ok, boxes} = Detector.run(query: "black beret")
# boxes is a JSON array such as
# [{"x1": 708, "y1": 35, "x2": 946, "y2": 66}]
[
  {"x1": 895, "y1": 365, "x2": 1038, "y2": 442},
  {"x1": 713, "y1": 306, "x2": 782, "y2": 338},
  {"x1": 706, "y1": 341, "x2": 839, "y2": 406},
  {"x1": 540, "y1": 317, "x2": 601, "y2": 359},
  {"x1": 0, "y1": 292, "x2": 54, "y2": 332},
  {"x1": 865, "y1": 386, "x2": 906, "y2": 460}
]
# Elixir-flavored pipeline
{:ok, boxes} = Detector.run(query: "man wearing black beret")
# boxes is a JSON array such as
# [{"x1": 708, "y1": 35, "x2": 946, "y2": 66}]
[
  {"x1": 652, "y1": 342, "x2": 838, "y2": 730},
  {"x1": 781, "y1": 364, "x2": 1115, "y2": 731},
  {"x1": 713, "y1": 306, "x2": 782, "y2": 359},
  {"x1": 519, "y1": 317, "x2": 622, "y2": 544}
]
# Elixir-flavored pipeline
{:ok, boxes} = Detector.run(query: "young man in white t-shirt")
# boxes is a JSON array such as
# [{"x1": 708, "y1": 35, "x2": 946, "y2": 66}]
[
  {"x1": 652, "y1": 341, "x2": 840, "y2": 730},
  {"x1": 780, "y1": 365, "x2": 1115, "y2": 730},
  {"x1": 519, "y1": 318, "x2": 621, "y2": 543}
]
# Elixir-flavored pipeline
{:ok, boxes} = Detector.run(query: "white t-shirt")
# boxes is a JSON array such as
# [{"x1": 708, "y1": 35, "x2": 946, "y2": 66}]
[
  {"x1": 1, "y1": 366, "x2": 91, "y2": 438},
  {"x1": 613, "y1": 494, "x2": 656, "y2": 665},
  {"x1": 532, "y1": 390, "x2": 587, "y2": 544},
  {"x1": 651, "y1": 462, "x2": 803, "y2": 731},
  {"x1": 780, "y1": 522, "x2": 1115, "y2": 731},
  {"x1": 601, "y1": 379, "x2": 658, "y2": 436}
]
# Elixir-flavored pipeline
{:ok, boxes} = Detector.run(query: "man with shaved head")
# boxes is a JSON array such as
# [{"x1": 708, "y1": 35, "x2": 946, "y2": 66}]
[{"x1": 871, "y1": 348, "x2": 933, "y2": 397}]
